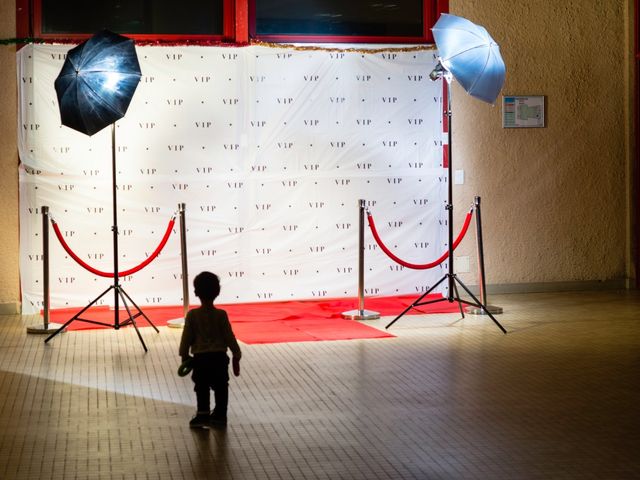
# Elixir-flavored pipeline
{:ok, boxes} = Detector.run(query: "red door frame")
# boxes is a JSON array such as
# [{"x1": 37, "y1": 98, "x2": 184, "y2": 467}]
[{"x1": 635, "y1": 0, "x2": 640, "y2": 287}]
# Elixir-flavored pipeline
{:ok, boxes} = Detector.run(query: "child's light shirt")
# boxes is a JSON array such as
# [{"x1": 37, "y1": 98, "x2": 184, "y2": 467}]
[{"x1": 179, "y1": 306, "x2": 241, "y2": 358}]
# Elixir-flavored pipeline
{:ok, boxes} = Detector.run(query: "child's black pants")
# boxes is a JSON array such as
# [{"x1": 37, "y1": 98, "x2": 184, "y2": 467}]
[{"x1": 192, "y1": 352, "x2": 229, "y2": 417}]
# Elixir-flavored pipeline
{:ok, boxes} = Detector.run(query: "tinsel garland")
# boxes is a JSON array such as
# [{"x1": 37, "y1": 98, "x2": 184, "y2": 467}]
[
  {"x1": 0, "y1": 37, "x2": 46, "y2": 45},
  {"x1": 1, "y1": 36, "x2": 434, "y2": 53},
  {"x1": 250, "y1": 40, "x2": 435, "y2": 53},
  {"x1": 0, "y1": 37, "x2": 247, "y2": 46}
]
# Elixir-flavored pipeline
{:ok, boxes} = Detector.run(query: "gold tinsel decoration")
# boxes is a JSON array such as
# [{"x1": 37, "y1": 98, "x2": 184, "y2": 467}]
[
  {"x1": 250, "y1": 40, "x2": 436, "y2": 54},
  {"x1": 1, "y1": 37, "x2": 435, "y2": 54}
]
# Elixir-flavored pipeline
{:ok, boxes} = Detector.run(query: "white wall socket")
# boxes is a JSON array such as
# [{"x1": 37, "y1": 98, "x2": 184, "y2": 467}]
[{"x1": 455, "y1": 255, "x2": 470, "y2": 273}]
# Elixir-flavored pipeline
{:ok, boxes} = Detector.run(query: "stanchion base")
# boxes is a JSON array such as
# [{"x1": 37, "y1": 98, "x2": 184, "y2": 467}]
[
  {"x1": 341, "y1": 309, "x2": 381, "y2": 320},
  {"x1": 167, "y1": 318, "x2": 185, "y2": 328},
  {"x1": 465, "y1": 305, "x2": 503, "y2": 315},
  {"x1": 26, "y1": 323, "x2": 65, "y2": 334}
]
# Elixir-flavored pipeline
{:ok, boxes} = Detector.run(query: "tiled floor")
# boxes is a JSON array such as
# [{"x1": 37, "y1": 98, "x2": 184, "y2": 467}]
[{"x1": 1, "y1": 290, "x2": 639, "y2": 479}]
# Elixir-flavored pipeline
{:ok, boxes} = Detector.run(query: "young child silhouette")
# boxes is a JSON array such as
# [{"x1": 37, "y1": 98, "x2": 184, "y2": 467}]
[{"x1": 179, "y1": 271, "x2": 241, "y2": 428}]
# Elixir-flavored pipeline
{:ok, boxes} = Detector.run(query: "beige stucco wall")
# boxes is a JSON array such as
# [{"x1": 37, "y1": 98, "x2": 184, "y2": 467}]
[
  {"x1": 0, "y1": 0, "x2": 635, "y2": 312},
  {"x1": 449, "y1": 0, "x2": 634, "y2": 290},
  {"x1": 0, "y1": 0, "x2": 19, "y2": 312}
]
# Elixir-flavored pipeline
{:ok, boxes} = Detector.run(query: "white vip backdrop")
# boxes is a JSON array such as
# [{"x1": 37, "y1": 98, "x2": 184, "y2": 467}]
[{"x1": 18, "y1": 44, "x2": 448, "y2": 314}]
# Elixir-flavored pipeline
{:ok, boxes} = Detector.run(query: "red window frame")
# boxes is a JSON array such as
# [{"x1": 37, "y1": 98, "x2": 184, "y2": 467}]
[
  {"x1": 249, "y1": 0, "x2": 447, "y2": 44},
  {"x1": 17, "y1": 0, "x2": 448, "y2": 44},
  {"x1": 17, "y1": 0, "x2": 238, "y2": 43}
]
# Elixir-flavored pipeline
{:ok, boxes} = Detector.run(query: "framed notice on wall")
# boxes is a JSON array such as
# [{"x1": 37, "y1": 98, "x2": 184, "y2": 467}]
[{"x1": 502, "y1": 95, "x2": 545, "y2": 128}]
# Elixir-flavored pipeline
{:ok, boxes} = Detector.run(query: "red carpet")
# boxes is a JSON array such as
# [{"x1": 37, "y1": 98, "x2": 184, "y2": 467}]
[{"x1": 46, "y1": 294, "x2": 459, "y2": 344}]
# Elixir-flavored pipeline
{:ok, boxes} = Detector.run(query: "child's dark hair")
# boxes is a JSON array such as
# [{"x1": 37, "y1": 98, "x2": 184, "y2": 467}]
[{"x1": 193, "y1": 271, "x2": 221, "y2": 301}]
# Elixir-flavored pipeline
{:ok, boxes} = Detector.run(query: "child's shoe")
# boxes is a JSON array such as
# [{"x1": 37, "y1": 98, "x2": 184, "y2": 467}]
[
  {"x1": 209, "y1": 414, "x2": 227, "y2": 428},
  {"x1": 189, "y1": 413, "x2": 210, "y2": 428}
]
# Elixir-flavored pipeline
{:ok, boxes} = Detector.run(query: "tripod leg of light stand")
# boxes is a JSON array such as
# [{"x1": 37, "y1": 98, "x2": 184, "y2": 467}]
[
  {"x1": 452, "y1": 280, "x2": 465, "y2": 319},
  {"x1": 119, "y1": 286, "x2": 159, "y2": 333},
  {"x1": 453, "y1": 276, "x2": 507, "y2": 334},
  {"x1": 44, "y1": 284, "x2": 114, "y2": 343},
  {"x1": 117, "y1": 287, "x2": 148, "y2": 352},
  {"x1": 385, "y1": 274, "x2": 449, "y2": 329}
]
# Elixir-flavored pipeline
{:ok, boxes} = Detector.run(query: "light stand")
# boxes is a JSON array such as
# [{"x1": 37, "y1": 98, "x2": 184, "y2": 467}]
[
  {"x1": 45, "y1": 124, "x2": 159, "y2": 351},
  {"x1": 386, "y1": 63, "x2": 506, "y2": 334}
]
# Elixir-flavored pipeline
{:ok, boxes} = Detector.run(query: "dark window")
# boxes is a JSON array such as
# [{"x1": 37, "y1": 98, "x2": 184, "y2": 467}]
[
  {"x1": 254, "y1": 0, "x2": 424, "y2": 37},
  {"x1": 40, "y1": 0, "x2": 223, "y2": 35},
  {"x1": 20, "y1": 0, "x2": 442, "y2": 42}
]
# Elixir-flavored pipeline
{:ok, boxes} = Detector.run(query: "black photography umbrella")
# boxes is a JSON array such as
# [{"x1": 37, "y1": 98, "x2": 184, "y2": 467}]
[
  {"x1": 54, "y1": 29, "x2": 142, "y2": 136},
  {"x1": 46, "y1": 30, "x2": 158, "y2": 351}
]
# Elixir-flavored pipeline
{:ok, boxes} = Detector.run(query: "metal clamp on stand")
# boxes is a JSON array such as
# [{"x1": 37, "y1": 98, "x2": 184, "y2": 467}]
[
  {"x1": 342, "y1": 199, "x2": 380, "y2": 321},
  {"x1": 465, "y1": 196, "x2": 503, "y2": 315},
  {"x1": 27, "y1": 206, "x2": 65, "y2": 334},
  {"x1": 168, "y1": 203, "x2": 190, "y2": 328}
]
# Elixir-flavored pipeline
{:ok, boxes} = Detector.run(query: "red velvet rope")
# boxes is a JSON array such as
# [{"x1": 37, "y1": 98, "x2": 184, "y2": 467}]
[
  {"x1": 367, "y1": 209, "x2": 473, "y2": 270},
  {"x1": 51, "y1": 217, "x2": 176, "y2": 278}
]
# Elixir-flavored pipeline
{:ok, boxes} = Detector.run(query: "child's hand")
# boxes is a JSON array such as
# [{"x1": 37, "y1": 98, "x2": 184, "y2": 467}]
[{"x1": 232, "y1": 357, "x2": 240, "y2": 377}]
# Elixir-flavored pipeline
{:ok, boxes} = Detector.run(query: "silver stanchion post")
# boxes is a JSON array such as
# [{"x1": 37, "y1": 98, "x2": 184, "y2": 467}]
[
  {"x1": 168, "y1": 203, "x2": 190, "y2": 328},
  {"x1": 180, "y1": 203, "x2": 190, "y2": 318},
  {"x1": 27, "y1": 206, "x2": 64, "y2": 334},
  {"x1": 342, "y1": 199, "x2": 380, "y2": 320},
  {"x1": 465, "y1": 196, "x2": 503, "y2": 315}
]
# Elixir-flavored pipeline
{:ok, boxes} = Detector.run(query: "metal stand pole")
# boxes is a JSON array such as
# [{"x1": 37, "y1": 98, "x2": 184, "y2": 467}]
[
  {"x1": 168, "y1": 203, "x2": 189, "y2": 328},
  {"x1": 465, "y1": 196, "x2": 503, "y2": 315},
  {"x1": 111, "y1": 124, "x2": 120, "y2": 330},
  {"x1": 342, "y1": 199, "x2": 380, "y2": 320},
  {"x1": 44, "y1": 123, "x2": 158, "y2": 351},
  {"x1": 27, "y1": 206, "x2": 64, "y2": 334}
]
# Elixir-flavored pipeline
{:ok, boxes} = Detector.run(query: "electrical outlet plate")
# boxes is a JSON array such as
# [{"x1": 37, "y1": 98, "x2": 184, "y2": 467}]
[{"x1": 455, "y1": 255, "x2": 470, "y2": 273}]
